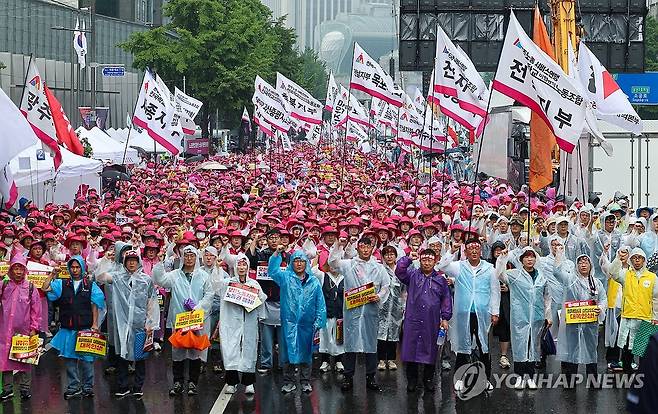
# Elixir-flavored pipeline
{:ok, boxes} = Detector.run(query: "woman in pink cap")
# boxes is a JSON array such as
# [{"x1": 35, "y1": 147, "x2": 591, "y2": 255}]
[{"x1": 0, "y1": 255, "x2": 42, "y2": 402}]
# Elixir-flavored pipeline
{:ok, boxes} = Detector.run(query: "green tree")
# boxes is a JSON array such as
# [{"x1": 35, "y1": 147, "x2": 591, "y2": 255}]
[
  {"x1": 298, "y1": 48, "x2": 328, "y2": 100},
  {"x1": 120, "y1": 0, "x2": 328, "y2": 137},
  {"x1": 645, "y1": 16, "x2": 658, "y2": 71}
]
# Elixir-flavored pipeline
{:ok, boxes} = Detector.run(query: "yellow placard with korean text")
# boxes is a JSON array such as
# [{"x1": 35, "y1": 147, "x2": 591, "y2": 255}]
[
  {"x1": 174, "y1": 309, "x2": 205, "y2": 332},
  {"x1": 344, "y1": 282, "x2": 376, "y2": 310}
]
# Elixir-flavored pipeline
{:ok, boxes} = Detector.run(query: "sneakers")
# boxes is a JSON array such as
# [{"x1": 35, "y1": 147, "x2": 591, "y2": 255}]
[
  {"x1": 366, "y1": 376, "x2": 382, "y2": 392},
  {"x1": 335, "y1": 361, "x2": 345, "y2": 372},
  {"x1": 0, "y1": 390, "x2": 13, "y2": 401},
  {"x1": 188, "y1": 382, "x2": 198, "y2": 396},
  {"x1": 20, "y1": 391, "x2": 31, "y2": 400},
  {"x1": 131, "y1": 389, "x2": 143, "y2": 399},
  {"x1": 104, "y1": 366, "x2": 117, "y2": 375},
  {"x1": 377, "y1": 360, "x2": 387, "y2": 370},
  {"x1": 388, "y1": 361, "x2": 398, "y2": 370},
  {"x1": 319, "y1": 361, "x2": 331, "y2": 372},
  {"x1": 301, "y1": 383, "x2": 313, "y2": 393},
  {"x1": 607, "y1": 362, "x2": 623, "y2": 372},
  {"x1": 213, "y1": 364, "x2": 223, "y2": 373},
  {"x1": 454, "y1": 380, "x2": 464, "y2": 392},
  {"x1": 224, "y1": 385, "x2": 237, "y2": 394},
  {"x1": 441, "y1": 360, "x2": 451, "y2": 371},
  {"x1": 499, "y1": 355, "x2": 511, "y2": 369},
  {"x1": 514, "y1": 378, "x2": 525, "y2": 390},
  {"x1": 64, "y1": 389, "x2": 82, "y2": 400},
  {"x1": 245, "y1": 384, "x2": 255, "y2": 395},
  {"x1": 83, "y1": 390, "x2": 95, "y2": 398},
  {"x1": 257, "y1": 368, "x2": 270, "y2": 375},
  {"x1": 114, "y1": 389, "x2": 131, "y2": 398},
  {"x1": 169, "y1": 382, "x2": 183, "y2": 397},
  {"x1": 281, "y1": 383, "x2": 297, "y2": 394},
  {"x1": 526, "y1": 378, "x2": 538, "y2": 390},
  {"x1": 340, "y1": 377, "x2": 353, "y2": 392}
]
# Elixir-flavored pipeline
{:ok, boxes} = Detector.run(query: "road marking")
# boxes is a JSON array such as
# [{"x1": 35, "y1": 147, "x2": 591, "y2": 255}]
[{"x1": 209, "y1": 384, "x2": 232, "y2": 414}]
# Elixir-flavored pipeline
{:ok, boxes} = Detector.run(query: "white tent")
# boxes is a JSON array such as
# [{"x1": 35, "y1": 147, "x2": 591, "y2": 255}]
[
  {"x1": 9, "y1": 144, "x2": 103, "y2": 207},
  {"x1": 76, "y1": 127, "x2": 138, "y2": 164},
  {"x1": 126, "y1": 128, "x2": 169, "y2": 153},
  {"x1": 107, "y1": 127, "x2": 129, "y2": 143}
]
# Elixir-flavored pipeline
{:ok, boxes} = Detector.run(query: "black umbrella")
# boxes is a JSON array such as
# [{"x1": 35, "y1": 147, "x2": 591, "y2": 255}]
[{"x1": 101, "y1": 170, "x2": 131, "y2": 181}]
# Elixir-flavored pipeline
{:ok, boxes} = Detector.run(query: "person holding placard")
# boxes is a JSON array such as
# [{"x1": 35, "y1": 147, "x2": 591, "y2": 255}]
[
  {"x1": 268, "y1": 248, "x2": 326, "y2": 394},
  {"x1": 0, "y1": 255, "x2": 41, "y2": 402},
  {"x1": 554, "y1": 254, "x2": 606, "y2": 382},
  {"x1": 153, "y1": 245, "x2": 214, "y2": 397},
  {"x1": 217, "y1": 254, "x2": 267, "y2": 395},
  {"x1": 42, "y1": 255, "x2": 106, "y2": 399},
  {"x1": 329, "y1": 235, "x2": 390, "y2": 392}
]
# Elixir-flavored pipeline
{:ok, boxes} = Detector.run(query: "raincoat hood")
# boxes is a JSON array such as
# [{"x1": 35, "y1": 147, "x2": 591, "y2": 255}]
[
  {"x1": 287, "y1": 249, "x2": 313, "y2": 280},
  {"x1": 233, "y1": 253, "x2": 251, "y2": 277},
  {"x1": 179, "y1": 245, "x2": 200, "y2": 271},
  {"x1": 115, "y1": 241, "x2": 133, "y2": 265},
  {"x1": 67, "y1": 254, "x2": 87, "y2": 276}
]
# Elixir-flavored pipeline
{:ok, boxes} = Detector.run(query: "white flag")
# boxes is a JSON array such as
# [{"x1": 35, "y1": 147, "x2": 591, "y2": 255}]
[
  {"x1": 73, "y1": 18, "x2": 87, "y2": 69},
  {"x1": 252, "y1": 75, "x2": 291, "y2": 134},
  {"x1": 492, "y1": 12, "x2": 588, "y2": 153},
  {"x1": 397, "y1": 106, "x2": 423, "y2": 146},
  {"x1": 174, "y1": 87, "x2": 203, "y2": 121},
  {"x1": 346, "y1": 121, "x2": 368, "y2": 143},
  {"x1": 428, "y1": 69, "x2": 484, "y2": 135},
  {"x1": 19, "y1": 59, "x2": 63, "y2": 169},
  {"x1": 277, "y1": 130, "x2": 293, "y2": 151},
  {"x1": 350, "y1": 42, "x2": 403, "y2": 107},
  {"x1": 325, "y1": 72, "x2": 339, "y2": 112},
  {"x1": 276, "y1": 73, "x2": 322, "y2": 128},
  {"x1": 306, "y1": 124, "x2": 321, "y2": 146},
  {"x1": 133, "y1": 70, "x2": 182, "y2": 155},
  {"x1": 374, "y1": 98, "x2": 398, "y2": 133},
  {"x1": 434, "y1": 26, "x2": 489, "y2": 117},
  {"x1": 0, "y1": 88, "x2": 38, "y2": 208},
  {"x1": 567, "y1": 40, "x2": 613, "y2": 156},
  {"x1": 331, "y1": 86, "x2": 349, "y2": 128},
  {"x1": 577, "y1": 42, "x2": 642, "y2": 135},
  {"x1": 412, "y1": 87, "x2": 426, "y2": 114},
  {"x1": 347, "y1": 92, "x2": 371, "y2": 129}
]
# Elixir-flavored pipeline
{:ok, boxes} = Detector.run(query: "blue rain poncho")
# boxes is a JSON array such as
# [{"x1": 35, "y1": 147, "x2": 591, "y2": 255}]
[{"x1": 268, "y1": 250, "x2": 326, "y2": 365}]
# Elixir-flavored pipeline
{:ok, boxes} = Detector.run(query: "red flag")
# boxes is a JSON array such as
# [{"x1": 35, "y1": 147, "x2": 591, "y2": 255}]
[{"x1": 44, "y1": 86, "x2": 84, "y2": 156}]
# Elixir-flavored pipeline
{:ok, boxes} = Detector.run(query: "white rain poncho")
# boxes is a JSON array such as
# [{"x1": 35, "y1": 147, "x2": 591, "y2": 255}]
[
  {"x1": 497, "y1": 246, "x2": 551, "y2": 362},
  {"x1": 590, "y1": 212, "x2": 622, "y2": 288},
  {"x1": 555, "y1": 255, "x2": 606, "y2": 364},
  {"x1": 217, "y1": 254, "x2": 267, "y2": 373},
  {"x1": 152, "y1": 245, "x2": 214, "y2": 362},
  {"x1": 377, "y1": 264, "x2": 405, "y2": 342},
  {"x1": 96, "y1": 243, "x2": 160, "y2": 361},
  {"x1": 329, "y1": 244, "x2": 390, "y2": 353},
  {"x1": 638, "y1": 213, "x2": 658, "y2": 258},
  {"x1": 538, "y1": 235, "x2": 567, "y2": 337},
  {"x1": 439, "y1": 252, "x2": 500, "y2": 354}
]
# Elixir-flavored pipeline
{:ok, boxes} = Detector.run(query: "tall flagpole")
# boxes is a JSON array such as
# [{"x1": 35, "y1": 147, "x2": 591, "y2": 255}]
[{"x1": 341, "y1": 43, "x2": 356, "y2": 190}]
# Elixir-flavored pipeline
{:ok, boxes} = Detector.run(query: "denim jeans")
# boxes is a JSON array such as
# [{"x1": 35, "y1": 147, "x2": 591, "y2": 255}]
[
  {"x1": 65, "y1": 358, "x2": 94, "y2": 393},
  {"x1": 283, "y1": 363, "x2": 312, "y2": 386},
  {"x1": 259, "y1": 323, "x2": 283, "y2": 369}
]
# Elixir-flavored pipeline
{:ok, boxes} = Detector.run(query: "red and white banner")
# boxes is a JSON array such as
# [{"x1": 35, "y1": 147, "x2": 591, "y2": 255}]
[
  {"x1": 252, "y1": 75, "x2": 291, "y2": 134},
  {"x1": 577, "y1": 41, "x2": 642, "y2": 135},
  {"x1": 133, "y1": 70, "x2": 182, "y2": 155},
  {"x1": 276, "y1": 72, "x2": 322, "y2": 127},
  {"x1": 397, "y1": 107, "x2": 422, "y2": 146},
  {"x1": 350, "y1": 42, "x2": 402, "y2": 107},
  {"x1": 19, "y1": 60, "x2": 62, "y2": 170},
  {"x1": 325, "y1": 72, "x2": 339, "y2": 112},
  {"x1": 331, "y1": 86, "x2": 349, "y2": 128},
  {"x1": 174, "y1": 87, "x2": 203, "y2": 121},
  {"x1": 434, "y1": 26, "x2": 489, "y2": 118},
  {"x1": 412, "y1": 87, "x2": 426, "y2": 115},
  {"x1": 347, "y1": 92, "x2": 372, "y2": 129},
  {"x1": 492, "y1": 12, "x2": 588, "y2": 153},
  {"x1": 428, "y1": 70, "x2": 484, "y2": 135},
  {"x1": 346, "y1": 121, "x2": 368, "y2": 143}
]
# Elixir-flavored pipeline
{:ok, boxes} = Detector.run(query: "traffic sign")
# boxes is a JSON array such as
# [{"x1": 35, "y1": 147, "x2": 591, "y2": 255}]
[
  {"x1": 102, "y1": 66, "x2": 125, "y2": 77},
  {"x1": 614, "y1": 73, "x2": 658, "y2": 105}
]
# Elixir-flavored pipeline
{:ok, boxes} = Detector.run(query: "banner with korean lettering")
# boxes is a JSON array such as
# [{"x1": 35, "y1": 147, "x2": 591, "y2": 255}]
[
  {"x1": 346, "y1": 121, "x2": 368, "y2": 143},
  {"x1": 331, "y1": 86, "x2": 349, "y2": 128},
  {"x1": 325, "y1": 72, "x2": 339, "y2": 112},
  {"x1": 277, "y1": 72, "x2": 322, "y2": 128},
  {"x1": 374, "y1": 98, "x2": 398, "y2": 133},
  {"x1": 174, "y1": 87, "x2": 203, "y2": 121},
  {"x1": 350, "y1": 42, "x2": 403, "y2": 107},
  {"x1": 19, "y1": 59, "x2": 62, "y2": 170},
  {"x1": 412, "y1": 87, "x2": 426, "y2": 114},
  {"x1": 397, "y1": 107, "x2": 422, "y2": 146},
  {"x1": 347, "y1": 92, "x2": 372, "y2": 129},
  {"x1": 252, "y1": 76, "x2": 292, "y2": 134},
  {"x1": 132, "y1": 70, "x2": 182, "y2": 155},
  {"x1": 492, "y1": 12, "x2": 588, "y2": 153},
  {"x1": 434, "y1": 26, "x2": 489, "y2": 118}
]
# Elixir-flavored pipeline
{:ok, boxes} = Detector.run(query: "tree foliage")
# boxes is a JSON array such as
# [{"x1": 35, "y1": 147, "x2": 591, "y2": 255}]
[{"x1": 119, "y1": 0, "x2": 327, "y2": 136}]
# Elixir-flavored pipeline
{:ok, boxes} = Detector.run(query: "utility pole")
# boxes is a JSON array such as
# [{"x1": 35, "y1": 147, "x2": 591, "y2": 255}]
[{"x1": 90, "y1": 0, "x2": 97, "y2": 127}]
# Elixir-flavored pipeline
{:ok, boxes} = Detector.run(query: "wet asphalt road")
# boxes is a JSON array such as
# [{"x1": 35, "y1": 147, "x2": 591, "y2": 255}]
[{"x1": 0, "y1": 340, "x2": 629, "y2": 414}]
